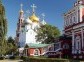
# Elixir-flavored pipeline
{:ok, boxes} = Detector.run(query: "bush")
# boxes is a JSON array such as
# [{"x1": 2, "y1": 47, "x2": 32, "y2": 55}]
[
  {"x1": 15, "y1": 56, "x2": 20, "y2": 60},
  {"x1": 9, "y1": 56, "x2": 15, "y2": 59},
  {"x1": 20, "y1": 56, "x2": 29, "y2": 61},
  {"x1": 9, "y1": 56, "x2": 20, "y2": 60},
  {"x1": 23, "y1": 57, "x2": 69, "y2": 62},
  {"x1": 0, "y1": 56, "x2": 4, "y2": 60}
]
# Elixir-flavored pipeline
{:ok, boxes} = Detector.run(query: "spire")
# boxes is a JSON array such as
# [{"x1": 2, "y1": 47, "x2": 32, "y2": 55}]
[
  {"x1": 31, "y1": 4, "x2": 37, "y2": 14},
  {"x1": 29, "y1": 4, "x2": 39, "y2": 22},
  {"x1": 19, "y1": 3, "x2": 24, "y2": 22},
  {"x1": 42, "y1": 13, "x2": 45, "y2": 21},
  {"x1": 41, "y1": 13, "x2": 46, "y2": 25},
  {"x1": 20, "y1": 3, "x2": 23, "y2": 13},
  {"x1": 26, "y1": 10, "x2": 30, "y2": 17}
]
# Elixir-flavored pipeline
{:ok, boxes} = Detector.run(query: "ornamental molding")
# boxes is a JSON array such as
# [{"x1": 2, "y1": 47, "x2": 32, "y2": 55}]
[{"x1": 73, "y1": 23, "x2": 84, "y2": 29}]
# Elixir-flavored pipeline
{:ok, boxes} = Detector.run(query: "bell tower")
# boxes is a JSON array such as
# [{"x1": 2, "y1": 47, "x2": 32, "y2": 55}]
[{"x1": 16, "y1": 4, "x2": 24, "y2": 45}]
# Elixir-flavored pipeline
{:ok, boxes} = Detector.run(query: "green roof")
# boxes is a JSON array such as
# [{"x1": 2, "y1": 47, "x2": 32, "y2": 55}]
[{"x1": 27, "y1": 43, "x2": 50, "y2": 48}]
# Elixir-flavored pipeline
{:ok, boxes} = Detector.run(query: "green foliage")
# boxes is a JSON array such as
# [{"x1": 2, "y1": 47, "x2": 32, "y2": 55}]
[
  {"x1": 24, "y1": 44, "x2": 29, "y2": 48},
  {"x1": 23, "y1": 57, "x2": 69, "y2": 62},
  {"x1": 37, "y1": 24, "x2": 60, "y2": 44},
  {"x1": 0, "y1": 40, "x2": 7, "y2": 55},
  {"x1": 8, "y1": 36, "x2": 15, "y2": 44},
  {"x1": 8, "y1": 56, "x2": 20, "y2": 60},
  {"x1": 7, "y1": 36, "x2": 18, "y2": 55},
  {"x1": 0, "y1": 56, "x2": 4, "y2": 60},
  {"x1": 0, "y1": 2, "x2": 7, "y2": 55}
]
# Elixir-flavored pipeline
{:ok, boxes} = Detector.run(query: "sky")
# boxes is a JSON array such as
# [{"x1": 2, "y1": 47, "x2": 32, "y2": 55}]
[{"x1": 2, "y1": 0, "x2": 76, "y2": 38}]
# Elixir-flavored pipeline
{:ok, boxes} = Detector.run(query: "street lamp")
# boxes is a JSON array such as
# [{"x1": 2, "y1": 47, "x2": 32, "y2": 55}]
[{"x1": 59, "y1": 52, "x2": 62, "y2": 59}]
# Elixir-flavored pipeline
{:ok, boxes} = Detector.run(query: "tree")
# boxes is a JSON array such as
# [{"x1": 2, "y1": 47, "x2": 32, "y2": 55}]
[
  {"x1": 8, "y1": 36, "x2": 15, "y2": 44},
  {"x1": 0, "y1": 0, "x2": 7, "y2": 55},
  {"x1": 24, "y1": 44, "x2": 29, "y2": 48},
  {"x1": 36, "y1": 24, "x2": 60, "y2": 44},
  {"x1": 7, "y1": 36, "x2": 18, "y2": 55}
]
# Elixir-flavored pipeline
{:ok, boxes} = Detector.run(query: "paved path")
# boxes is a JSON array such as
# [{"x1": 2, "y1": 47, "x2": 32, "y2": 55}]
[{"x1": 0, "y1": 59, "x2": 23, "y2": 62}]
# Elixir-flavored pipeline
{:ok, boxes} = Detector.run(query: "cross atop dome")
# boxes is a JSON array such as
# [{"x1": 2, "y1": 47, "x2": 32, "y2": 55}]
[
  {"x1": 19, "y1": 3, "x2": 24, "y2": 13},
  {"x1": 26, "y1": 10, "x2": 30, "y2": 17},
  {"x1": 31, "y1": 4, "x2": 37, "y2": 14},
  {"x1": 41, "y1": 13, "x2": 46, "y2": 25},
  {"x1": 26, "y1": 10, "x2": 30, "y2": 14},
  {"x1": 20, "y1": 3, "x2": 23, "y2": 11},
  {"x1": 42, "y1": 13, "x2": 45, "y2": 20}
]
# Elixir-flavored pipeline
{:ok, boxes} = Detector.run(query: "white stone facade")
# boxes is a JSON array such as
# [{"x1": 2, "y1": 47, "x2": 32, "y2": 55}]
[{"x1": 16, "y1": 4, "x2": 46, "y2": 48}]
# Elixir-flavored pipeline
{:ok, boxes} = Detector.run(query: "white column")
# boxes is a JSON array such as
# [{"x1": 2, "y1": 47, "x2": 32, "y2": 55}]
[
  {"x1": 81, "y1": 28, "x2": 83, "y2": 49},
  {"x1": 76, "y1": 7, "x2": 78, "y2": 23},
  {"x1": 80, "y1": 6, "x2": 83, "y2": 22},
  {"x1": 72, "y1": 30, "x2": 75, "y2": 54},
  {"x1": 68, "y1": 15, "x2": 70, "y2": 26},
  {"x1": 64, "y1": 16, "x2": 66, "y2": 27},
  {"x1": 26, "y1": 49, "x2": 27, "y2": 56},
  {"x1": 64, "y1": 20, "x2": 65, "y2": 28}
]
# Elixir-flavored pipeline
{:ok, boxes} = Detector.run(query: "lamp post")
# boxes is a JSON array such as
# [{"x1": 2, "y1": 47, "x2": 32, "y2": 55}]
[{"x1": 59, "y1": 52, "x2": 62, "y2": 59}]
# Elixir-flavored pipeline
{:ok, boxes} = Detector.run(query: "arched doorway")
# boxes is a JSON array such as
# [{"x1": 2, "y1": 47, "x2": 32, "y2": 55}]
[{"x1": 34, "y1": 49, "x2": 40, "y2": 56}]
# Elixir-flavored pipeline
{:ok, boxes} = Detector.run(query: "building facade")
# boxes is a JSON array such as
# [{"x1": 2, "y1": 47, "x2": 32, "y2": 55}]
[
  {"x1": 46, "y1": 0, "x2": 84, "y2": 59},
  {"x1": 24, "y1": 44, "x2": 51, "y2": 56},
  {"x1": 16, "y1": 4, "x2": 46, "y2": 47},
  {"x1": 64, "y1": 0, "x2": 84, "y2": 59},
  {"x1": 15, "y1": 4, "x2": 51, "y2": 56}
]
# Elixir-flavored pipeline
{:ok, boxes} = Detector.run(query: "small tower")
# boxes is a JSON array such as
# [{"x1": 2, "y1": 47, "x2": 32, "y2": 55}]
[
  {"x1": 74, "y1": 0, "x2": 84, "y2": 6},
  {"x1": 41, "y1": 13, "x2": 46, "y2": 25},
  {"x1": 16, "y1": 4, "x2": 24, "y2": 45}
]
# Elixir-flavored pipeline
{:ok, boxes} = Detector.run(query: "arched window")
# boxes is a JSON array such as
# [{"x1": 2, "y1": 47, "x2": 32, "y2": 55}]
[
  {"x1": 75, "y1": 36, "x2": 80, "y2": 49},
  {"x1": 34, "y1": 49, "x2": 39, "y2": 55},
  {"x1": 75, "y1": 36, "x2": 81, "y2": 53},
  {"x1": 74, "y1": 17, "x2": 76, "y2": 23},
  {"x1": 63, "y1": 43, "x2": 69, "y2": 49}
]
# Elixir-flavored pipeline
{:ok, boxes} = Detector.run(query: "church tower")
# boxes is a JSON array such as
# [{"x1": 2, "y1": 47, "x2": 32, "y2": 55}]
[
  {"x1": 18, "y1": 4, "x2": 43, "y2": 48},
  {"x1": 41, "y1": 13, "x2": 46, "y2": 25},
  {"x1": 16, "y1": 4, "x2": 24, "y2": 45}
]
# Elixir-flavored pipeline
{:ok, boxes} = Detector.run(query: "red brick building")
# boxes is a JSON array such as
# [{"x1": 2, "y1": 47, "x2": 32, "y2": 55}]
[{"x1": 24, "y1": 44, "x2": 51, "y2": 56}]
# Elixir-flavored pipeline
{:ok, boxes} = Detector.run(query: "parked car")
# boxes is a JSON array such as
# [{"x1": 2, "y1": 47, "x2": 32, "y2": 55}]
[{"x1": 4, "y1": 55, "x2": 13, "y2": 59}]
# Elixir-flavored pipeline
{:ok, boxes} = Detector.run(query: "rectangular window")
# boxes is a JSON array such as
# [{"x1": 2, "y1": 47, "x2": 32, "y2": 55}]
[
  {"x1": 54, "y1": 43, "x2": 60, "y2": 51},
  {"x1": 74, "y1": 17, "x2": 76, "y2": 23},
  {"x1": 64, "y1": 17, "x2": 66, "y2": 27},
  {"x1": 78, "y1": 10, "x2": 80, "y2": 22}
]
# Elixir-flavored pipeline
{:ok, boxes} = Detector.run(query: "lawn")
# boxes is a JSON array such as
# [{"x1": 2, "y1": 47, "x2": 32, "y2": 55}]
[
  {"x1": 0, "y1": 59, "x2": 23, "y2": 62},
  {"x1": 23, "y1": 56, "x2": 84, "y2": 62}
]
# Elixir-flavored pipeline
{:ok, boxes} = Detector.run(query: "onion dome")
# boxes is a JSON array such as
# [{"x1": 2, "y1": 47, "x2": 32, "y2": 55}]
[
  {"x1": 41, "y1": 20, "x2": 46, "y2": 25},
  {"x1": 29, "y1": 13, "x2": 39, "y2": 22},
  {"x1": 29, "y1": 4, "x2": 39, "y2": 22},
  {"x1": 20, "y1": 4, "x2": 24, "y2": 14},
  {"x1": 25, "y1": 18, "x2": 32, "y2": 24},
  {"x1": 41, "y1": 13, "x2": 46, "y2": 25}
]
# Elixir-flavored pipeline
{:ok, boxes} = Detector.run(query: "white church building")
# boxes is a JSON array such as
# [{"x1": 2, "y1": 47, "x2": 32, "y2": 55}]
[{"x1": 15, "y1": 4, "x2": 52, "y2": 56}]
